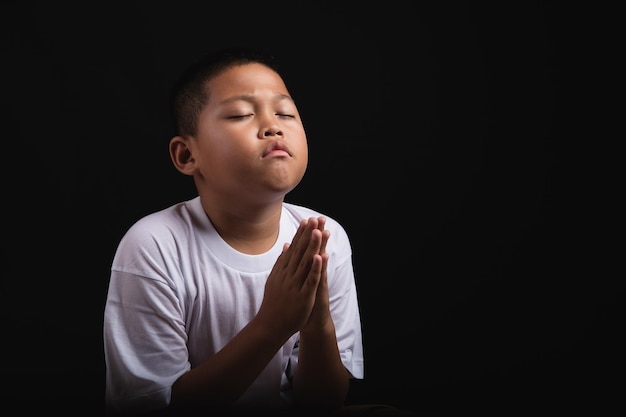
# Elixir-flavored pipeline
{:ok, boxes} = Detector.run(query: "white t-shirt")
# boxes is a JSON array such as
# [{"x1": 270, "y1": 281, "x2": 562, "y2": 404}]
[{"x1": 103, "y1": 196, "x2": 364, "y2": 415}]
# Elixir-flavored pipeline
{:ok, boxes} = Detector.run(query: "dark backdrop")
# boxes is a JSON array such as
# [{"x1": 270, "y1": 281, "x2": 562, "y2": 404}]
[{"x1": 1, "y1": 2, "x2": 618, "y2": 416}]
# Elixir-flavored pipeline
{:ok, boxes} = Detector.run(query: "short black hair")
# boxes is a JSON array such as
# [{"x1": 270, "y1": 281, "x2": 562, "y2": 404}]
[{"x1": 169, "y1": 46, "x2": 281, "y2": 137}]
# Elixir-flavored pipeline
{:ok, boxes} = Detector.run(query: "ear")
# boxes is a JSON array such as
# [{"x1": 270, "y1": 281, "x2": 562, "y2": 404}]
[{"x1": 169, "y1": 135, "x2": 196, "y2": 176}]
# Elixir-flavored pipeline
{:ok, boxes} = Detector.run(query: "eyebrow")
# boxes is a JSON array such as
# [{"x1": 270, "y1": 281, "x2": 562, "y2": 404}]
[{"x1": 218, "y1": 93, "x2": 294, "y2": 105}]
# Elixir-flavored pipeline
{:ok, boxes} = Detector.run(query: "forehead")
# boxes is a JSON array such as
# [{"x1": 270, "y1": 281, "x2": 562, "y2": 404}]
[{"x1": 205, "y1": 63, "x2": 290, "y2": 101}]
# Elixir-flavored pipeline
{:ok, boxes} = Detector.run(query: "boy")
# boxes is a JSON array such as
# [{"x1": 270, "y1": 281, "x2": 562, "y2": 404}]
[{"x1": 103, "y1": 47, "x2": 364, "y2": 416}]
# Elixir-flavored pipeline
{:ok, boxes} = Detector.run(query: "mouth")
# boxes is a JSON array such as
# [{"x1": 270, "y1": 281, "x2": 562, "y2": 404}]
[{"x1": 262, "y1": 141, "x2": 291, "y2": 158}]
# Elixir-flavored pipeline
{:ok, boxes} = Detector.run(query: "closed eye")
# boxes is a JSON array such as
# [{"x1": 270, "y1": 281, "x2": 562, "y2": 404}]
[
  {"x1": 277, "y1": 113, "x2": 295, "y2": 118},
  {"x1": 227, "y1": 114, "x2": 253, "y2": 120}
]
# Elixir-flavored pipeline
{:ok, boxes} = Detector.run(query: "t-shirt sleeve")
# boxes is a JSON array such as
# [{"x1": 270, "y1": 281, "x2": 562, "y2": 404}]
[
  {"x1": 330, "y1": 252, "x2": 365, "y2": 379},
  {"x1": 104, "y1": 224, "x2": 191, "y2": 415}
]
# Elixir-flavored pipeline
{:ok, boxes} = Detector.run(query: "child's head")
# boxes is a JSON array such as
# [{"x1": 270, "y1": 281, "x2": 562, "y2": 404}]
[
  {"x1": 168, "y1": 47, "x2": 308, "y2": 204},
  {"x1": 170, "y1": 47, "x2": 282, "y2": 138}
]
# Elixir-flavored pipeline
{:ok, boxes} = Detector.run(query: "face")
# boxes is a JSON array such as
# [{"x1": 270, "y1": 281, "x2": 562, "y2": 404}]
[{"x1": 187, "y1": 63, "x2": 308, "y2": 204}]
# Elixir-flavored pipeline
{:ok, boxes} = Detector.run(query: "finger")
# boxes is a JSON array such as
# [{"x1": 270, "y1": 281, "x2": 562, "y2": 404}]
[
  {"x1": 294, "y1": 228, "x2": 323, "y2": 288},
  {"x1": 279, "y1": 219, "x2": 310, "y2": 272},
  {"x1": 316, "y1": 216, "x2": 326, "y2": 232},
  {"x1": 286, "y1": 219, "x2": 308, "y2": 254},
  {"x1": 320, "y1": 252, "x2": 329, "y2": 279},
  {"x1": 301, "y1": 252, "x2": 324, "y2": 292},
  {"x1": 284, "y1": 218, "x2": 318, "y2": 271},
  {"x1": 320, "y1": 229, "x2": 330, "y2": 257},
  {"x1": 314, "y1": 217, "x2": 329, "y2": 256}
]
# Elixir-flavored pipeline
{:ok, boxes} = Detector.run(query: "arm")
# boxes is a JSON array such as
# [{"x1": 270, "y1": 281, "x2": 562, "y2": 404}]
[
  {"x1": 292, "y1": 217, "x2": 351, "y2": 411},
  {"x1": 292, "y1": 306, "x2": 351, "y2": 411},
  {"x1": 169, "y1": 315, "x2": 288, "y2": 410}
]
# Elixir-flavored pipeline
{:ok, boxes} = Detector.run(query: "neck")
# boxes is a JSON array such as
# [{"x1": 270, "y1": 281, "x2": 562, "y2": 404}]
[{"x1": 199, "y1": 196, "x2": 284, "y2": 255}]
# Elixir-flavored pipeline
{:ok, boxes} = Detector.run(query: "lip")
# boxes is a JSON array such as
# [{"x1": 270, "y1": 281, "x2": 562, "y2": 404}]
[{"x1": 262, "y1": 141, "x2": 291, "y2": 158}]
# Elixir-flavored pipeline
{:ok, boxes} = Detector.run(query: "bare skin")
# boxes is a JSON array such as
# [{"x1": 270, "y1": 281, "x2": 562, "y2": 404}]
[{"x1": 168, "y1": 63, "x2": 349, "y2": 412}]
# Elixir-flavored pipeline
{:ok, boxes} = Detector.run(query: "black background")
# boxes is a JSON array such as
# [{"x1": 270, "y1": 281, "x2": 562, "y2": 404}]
[{"x1": 1, "y1": 1, "x2": 619, "y2": 416}]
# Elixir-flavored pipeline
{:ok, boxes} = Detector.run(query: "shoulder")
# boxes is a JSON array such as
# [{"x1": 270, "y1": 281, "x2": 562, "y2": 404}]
[
  {"x1": 111, "y1": 197, "x2": 209, "y2": 279},
  {"x1": 115, "y1": 197, "x2": 202, "y2": 255}
]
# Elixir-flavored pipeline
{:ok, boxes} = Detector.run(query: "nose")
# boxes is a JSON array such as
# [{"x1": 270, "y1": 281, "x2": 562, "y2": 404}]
[{"x1": 259, "y1": 125, "x2": 283, "y2": 139}]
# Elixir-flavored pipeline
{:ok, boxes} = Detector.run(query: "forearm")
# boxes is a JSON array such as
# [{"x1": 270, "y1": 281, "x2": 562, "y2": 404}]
[
  {"x1": 292, "y1": 323, "x2": 351, "y2": 411},
  {"x1": 169, "y1": 316, "x2": 289, "y2": 411}
]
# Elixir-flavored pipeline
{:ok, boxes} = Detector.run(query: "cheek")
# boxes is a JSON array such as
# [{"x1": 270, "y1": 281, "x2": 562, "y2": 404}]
[
  {"x1": 204, "y1": 143, "x2": 251, "y2": 170},
  {"x1": 299, "y1": 144, "x2": 309, "y2": 165},
  {"x1": 296, "y1": 135, "x2": 309, "y2": 161},
  {"x1": 204, "y1": 126, "x2": 256, "y2": 156}
]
